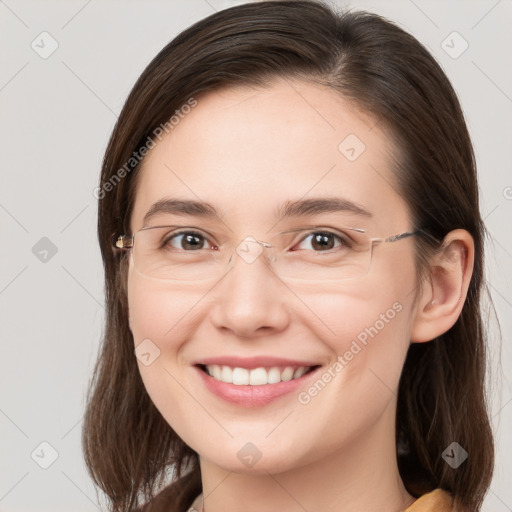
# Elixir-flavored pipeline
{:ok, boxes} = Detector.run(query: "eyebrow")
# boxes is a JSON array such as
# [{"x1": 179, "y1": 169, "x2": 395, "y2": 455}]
[
  {"x1": 143, "y1": 198, "x2": 219, "y2": 225},
  {"x1": 276, "y1": 196, "x2": 372, "y2": 219},
  {"x1": 142, "y1": 196, "x2": 372, "y2": 225}
]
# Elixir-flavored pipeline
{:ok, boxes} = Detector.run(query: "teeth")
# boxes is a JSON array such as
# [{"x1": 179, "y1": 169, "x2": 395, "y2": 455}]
[
  {"x1": 204, "y1": 365, "x2": 311, "y2": 385},
  {"x1": 221, "y1": 366, "x2": 232, "y2": 383},
  {"x1": 211, "y1": 365, "x2": 222, "y2": 381},
  {"x1": 232, "y1": 367, "x2": 249, "y2": 385},
  {"x1": 249, "y1": 367, "x2": 267, "y2": 385},
  {"x1": 293, "y1": 367, "x2": 307, "y2": 379},
  {"x1": 267, "y1": 367, "x2": 281, "y2": 384}
]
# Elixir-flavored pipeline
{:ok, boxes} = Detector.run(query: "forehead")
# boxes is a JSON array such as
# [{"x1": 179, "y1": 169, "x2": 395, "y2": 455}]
[{"x1": 130, "y1": 79, "x2": 410, "y2": 233}]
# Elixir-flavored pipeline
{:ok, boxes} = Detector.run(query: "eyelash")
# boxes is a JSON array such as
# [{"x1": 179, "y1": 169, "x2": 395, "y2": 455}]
[
  {"x1": 162, "y1": 229, "x2": 349, "y2": 252},
  {"x1": 294, "y1": 231, "x2": 347, "y2": 251}
]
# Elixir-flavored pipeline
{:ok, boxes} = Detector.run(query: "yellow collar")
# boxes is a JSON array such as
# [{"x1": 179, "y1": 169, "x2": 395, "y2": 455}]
[{"x1": 405, "y1": 489, "x2": 454, "y2": 511}]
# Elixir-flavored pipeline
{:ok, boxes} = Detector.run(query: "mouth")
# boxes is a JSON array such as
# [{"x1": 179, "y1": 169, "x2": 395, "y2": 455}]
[
  {"x1": 193, "y1": 358, "x2": 322, "y2": 407},
  {"x1": 196, "y1": 364, "x2": 319, "y2": 385}
]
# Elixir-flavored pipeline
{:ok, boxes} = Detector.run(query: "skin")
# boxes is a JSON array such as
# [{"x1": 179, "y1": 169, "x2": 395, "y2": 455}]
[{"x1": 126, "y1": 79, "x2": 474, "y2": 512}]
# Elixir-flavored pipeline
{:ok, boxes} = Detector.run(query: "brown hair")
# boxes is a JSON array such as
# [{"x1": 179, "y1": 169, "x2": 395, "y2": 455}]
[{"x1": 82, "y1": 1, "x2": 494, "y2": 511}]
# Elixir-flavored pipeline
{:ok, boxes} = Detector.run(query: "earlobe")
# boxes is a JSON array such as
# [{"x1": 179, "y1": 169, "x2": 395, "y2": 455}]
[{"x1": 411, "y1": 229, "x2": 474, "y2": 343}]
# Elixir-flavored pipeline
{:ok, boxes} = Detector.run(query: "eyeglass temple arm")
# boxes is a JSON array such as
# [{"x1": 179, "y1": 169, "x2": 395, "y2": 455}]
[{"x1": 384, "y1": 230, "x2": 420, "y2": 243}]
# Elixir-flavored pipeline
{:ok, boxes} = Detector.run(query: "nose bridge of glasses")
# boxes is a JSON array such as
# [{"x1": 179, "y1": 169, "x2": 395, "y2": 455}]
[{"x1": 231, "y1": 235, "x2": 276, "y2": 267}]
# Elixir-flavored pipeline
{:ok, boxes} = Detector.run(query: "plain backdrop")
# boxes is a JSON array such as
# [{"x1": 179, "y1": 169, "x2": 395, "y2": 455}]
[{"x1": 1, "y1": 0, "x2": 511, "y2": 510}]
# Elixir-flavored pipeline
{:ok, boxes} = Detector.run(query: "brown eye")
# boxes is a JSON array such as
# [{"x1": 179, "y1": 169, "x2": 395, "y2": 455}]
[
  {"x1": 294, "y1": 231, "x2": 345, "y2": 252},
  {"x1": 165, "y1": 231, "x2": 210, "y2": 251}
]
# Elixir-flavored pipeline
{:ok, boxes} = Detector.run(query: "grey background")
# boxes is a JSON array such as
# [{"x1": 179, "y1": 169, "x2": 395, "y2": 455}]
[{"x1": 1, "y1": 0, "x2": 511, "y2": 510}]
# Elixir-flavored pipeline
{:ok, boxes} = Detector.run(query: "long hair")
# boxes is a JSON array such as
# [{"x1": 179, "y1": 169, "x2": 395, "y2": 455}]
[{"x1": 82, "y1": 2, "x2": 494, "y2": 511}]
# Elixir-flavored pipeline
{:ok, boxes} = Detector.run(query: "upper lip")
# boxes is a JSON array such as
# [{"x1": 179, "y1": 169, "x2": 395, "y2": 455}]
[{"x1": 194, "y1": 356, "x2": 321, "y2": 369}]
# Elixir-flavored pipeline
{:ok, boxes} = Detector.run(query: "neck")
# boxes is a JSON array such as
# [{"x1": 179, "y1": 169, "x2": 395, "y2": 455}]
[{"x1": 198, "y1": 400, "x2": 414, "y2": 512}]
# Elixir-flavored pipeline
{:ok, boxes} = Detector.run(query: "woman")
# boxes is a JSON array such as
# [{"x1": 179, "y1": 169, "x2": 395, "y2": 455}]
[{"x1": 82, "y1": 1, "x2": 494, "y2": 511}]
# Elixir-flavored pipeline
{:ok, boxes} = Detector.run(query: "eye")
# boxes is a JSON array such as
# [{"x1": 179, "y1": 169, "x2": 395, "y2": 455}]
[
  {"x1": 163, "y1": 230, "x2": 213, "y2": 251},
  {"x1": 293, "y1": 231, "x2": 347, "y2": 252}
]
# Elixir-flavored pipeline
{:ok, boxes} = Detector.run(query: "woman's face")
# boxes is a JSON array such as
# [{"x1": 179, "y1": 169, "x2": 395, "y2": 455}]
[{"x1": 127, "y1": 79, "x2": 420, "y2": 473}]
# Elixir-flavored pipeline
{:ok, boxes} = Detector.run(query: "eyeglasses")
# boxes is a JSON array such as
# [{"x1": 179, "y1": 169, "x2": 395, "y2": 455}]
[{"x1": 114, "y1": 225, "x2": 418, "y2": 283}]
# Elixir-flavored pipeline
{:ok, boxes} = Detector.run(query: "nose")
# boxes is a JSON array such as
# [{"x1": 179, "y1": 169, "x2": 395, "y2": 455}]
[{"x1": 209, "y1": 246, "x2": 291, "y2": 339}]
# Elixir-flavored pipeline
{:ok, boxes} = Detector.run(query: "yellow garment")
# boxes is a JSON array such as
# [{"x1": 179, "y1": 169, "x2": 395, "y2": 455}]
[{"x1": 405, "y1": 489, "x2": 454, "y2": 511}]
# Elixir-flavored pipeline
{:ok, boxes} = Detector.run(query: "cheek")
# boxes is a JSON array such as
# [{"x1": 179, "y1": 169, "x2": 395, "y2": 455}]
[
  {"x1": 298, "y1": 266, "x2": 416, "y2": 358},
  {"x1": 296, "y1": 256, "x2": 417, "y2": 404},
  {"x1": 288, "y1": 285, "x2": 414, "y2": 455},
  {"x1": 126, "y1": 267, "x2": 211, "y2": 443},
  {"x1": 127, "y1": 264, "x2": 202, "y2": 349},
  {"x1": 126, "y1": 262, "x2": 197, "y2": 394}
]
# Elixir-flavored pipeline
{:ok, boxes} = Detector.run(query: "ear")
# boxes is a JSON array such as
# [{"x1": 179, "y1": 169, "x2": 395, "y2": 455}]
[{"x1": 411, "y1": 229, "x2": 474, "y2": 343}]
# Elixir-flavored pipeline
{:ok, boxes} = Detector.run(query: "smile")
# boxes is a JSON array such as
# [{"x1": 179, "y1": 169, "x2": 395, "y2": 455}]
[
  {"x1": 193, "y1": 357, "x2": 322, "y2": 407},
  {"x1": 200, "y1": 364, "x2": 314, "y2": 385}
]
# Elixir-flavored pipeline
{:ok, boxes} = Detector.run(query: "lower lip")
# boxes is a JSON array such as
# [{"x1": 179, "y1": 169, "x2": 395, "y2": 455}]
[{"x1": 195, "y1": 366, "x2": 320, "y2": 407}]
